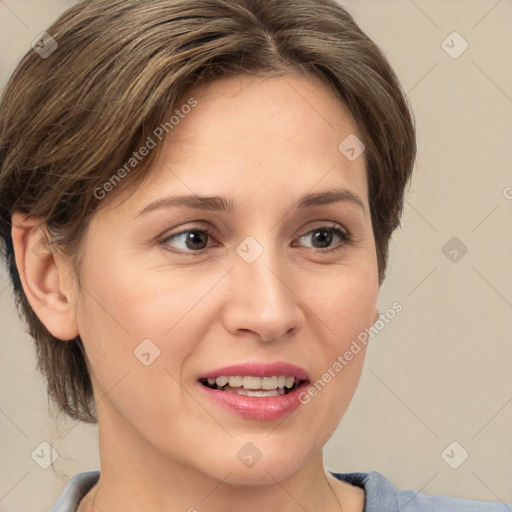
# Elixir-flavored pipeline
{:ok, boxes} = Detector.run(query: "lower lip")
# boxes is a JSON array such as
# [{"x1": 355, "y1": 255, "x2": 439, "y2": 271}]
[{"x1": 198, "y1": 382, "x2": 309, "y2": 421}]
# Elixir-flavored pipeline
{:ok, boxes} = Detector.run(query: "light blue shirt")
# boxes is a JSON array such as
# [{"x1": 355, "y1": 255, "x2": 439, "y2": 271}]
[{"x1": 51, "y1": 470, "x2": 511, "y2": 511}]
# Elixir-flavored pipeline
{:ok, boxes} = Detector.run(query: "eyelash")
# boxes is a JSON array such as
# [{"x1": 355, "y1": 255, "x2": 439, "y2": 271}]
[{"x1": 159, "y1": 224, "x2": 353, "y2": 256}]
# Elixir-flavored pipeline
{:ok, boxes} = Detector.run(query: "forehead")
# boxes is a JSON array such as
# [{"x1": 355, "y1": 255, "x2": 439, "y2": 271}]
[
  {"x1": 167, "y1": 72, "x2": 361, "y2": 162},
  {"x1": 107, "y1": 72, "x2": 369, "y2": 217}
]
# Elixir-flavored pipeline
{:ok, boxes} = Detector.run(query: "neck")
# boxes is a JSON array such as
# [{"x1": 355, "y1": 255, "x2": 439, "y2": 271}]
[{"x1": 80, "y1": 408, "x2": 351, "y2": 512}]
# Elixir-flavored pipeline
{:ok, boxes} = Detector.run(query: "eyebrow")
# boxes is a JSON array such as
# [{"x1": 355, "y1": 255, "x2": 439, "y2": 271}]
[{"x1": 135, "y1": 187, "x2": 366, "y2": 218}]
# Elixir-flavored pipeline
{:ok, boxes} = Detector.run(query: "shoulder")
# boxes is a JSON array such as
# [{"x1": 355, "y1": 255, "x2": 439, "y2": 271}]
[
  {"x1": 330, "y1": 470, "x2": 511, "y2": 512},
  {"x1": 51, "y1": 471, "x2": 100, "y2": 512}
]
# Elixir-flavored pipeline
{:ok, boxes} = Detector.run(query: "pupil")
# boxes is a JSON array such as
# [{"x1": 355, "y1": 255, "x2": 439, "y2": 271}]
[
  {"x1": 313, "y1": 230, "x2": 332, "y2": 248},
  {"x1": 186, "y1": 231, "x2": 207, "y2": 250}
]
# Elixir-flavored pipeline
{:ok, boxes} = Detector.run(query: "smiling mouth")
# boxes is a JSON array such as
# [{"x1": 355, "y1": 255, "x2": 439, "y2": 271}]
[{"x1": 198, "y1": 375, "x2": 306, "y2": 397}]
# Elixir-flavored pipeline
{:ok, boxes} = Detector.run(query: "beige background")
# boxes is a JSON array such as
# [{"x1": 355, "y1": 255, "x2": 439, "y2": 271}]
[{"x1": 1, "y1": 0, "x2": 511, "y2": 510}]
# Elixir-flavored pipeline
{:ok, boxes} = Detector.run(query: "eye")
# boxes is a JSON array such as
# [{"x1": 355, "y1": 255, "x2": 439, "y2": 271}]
[
  {"x1": 160, "y1": 227, "x2": 218, "y2": 254},
  {"x1": 160, "y1": 224, "x2": 352, "y2": 256},
  {"x1": 295, "y1": 225, "x2": 352, "y2": 253}
]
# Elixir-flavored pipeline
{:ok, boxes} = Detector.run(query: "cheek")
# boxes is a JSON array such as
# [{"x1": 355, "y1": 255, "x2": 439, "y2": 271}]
[
  {"x1": 329, "y1": 267, "x2": 377, "y2": 379},
  {"x1": 73, "y1": 246, "x2": 225, "y2": 426},
  {"x1": 296, "y1": 264, "x2": 377, "y2": 429},
  {"x1": 76, "y1": 245, "x2": 215, "y2": 352},
  {"x1": 306, "y1": 259, "x2": 379, "y2": 345},
  {"x1": 74, "y1": 253, "x2": 207, "y2": 446}
]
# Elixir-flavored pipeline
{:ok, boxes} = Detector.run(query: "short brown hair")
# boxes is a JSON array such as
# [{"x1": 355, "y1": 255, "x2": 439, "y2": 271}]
[{"x1": 0, "y1": 0, "x2": 416, "y2": 422}]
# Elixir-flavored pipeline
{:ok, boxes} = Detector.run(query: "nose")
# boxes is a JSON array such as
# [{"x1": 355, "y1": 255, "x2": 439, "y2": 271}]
[{"x1": 221, "y1": 243, "x2": 304, "y2": 342}]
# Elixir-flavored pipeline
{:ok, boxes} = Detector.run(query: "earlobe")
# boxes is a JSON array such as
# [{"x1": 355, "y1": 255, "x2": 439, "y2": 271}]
[{"x1": 11, "y1": 212, "x2": 79, "y2": 341}]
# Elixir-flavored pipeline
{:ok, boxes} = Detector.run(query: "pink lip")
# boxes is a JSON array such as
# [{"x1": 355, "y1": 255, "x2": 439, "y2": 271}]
[
  {"x1": 198, "y1": 381, "x2": 309, "y2": 421},
  {"x1": 197, "y1": 362, "x2": 310, "y2": 421},
  {"x1": 197, "y1": 362, "x2": 309, "y2": 380}
]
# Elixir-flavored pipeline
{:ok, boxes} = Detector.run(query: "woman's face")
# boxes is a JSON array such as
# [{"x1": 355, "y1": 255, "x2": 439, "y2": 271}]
[{"x1": 73, "y1": 73, "x2": 379, "y2": 484}]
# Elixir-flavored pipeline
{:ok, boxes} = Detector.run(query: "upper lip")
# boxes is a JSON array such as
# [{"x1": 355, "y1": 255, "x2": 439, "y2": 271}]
[{"x1": 197, "y1": 362, "x2": 310, "y2": 381}]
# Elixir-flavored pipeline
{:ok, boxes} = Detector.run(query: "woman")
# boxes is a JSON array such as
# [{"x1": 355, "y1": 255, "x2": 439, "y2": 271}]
[{"x1": 0, "y1": 1, "x2": 508, "y2": 511}]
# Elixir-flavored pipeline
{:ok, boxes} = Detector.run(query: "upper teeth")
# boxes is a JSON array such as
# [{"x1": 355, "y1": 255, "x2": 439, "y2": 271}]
[{"x1": 206, "y1": 375, "x2": 296, "y2": 390}]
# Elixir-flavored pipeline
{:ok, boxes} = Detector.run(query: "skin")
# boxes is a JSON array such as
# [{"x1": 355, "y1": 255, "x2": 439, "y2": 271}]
[{"x1": 12, "y1": 72, "x2": 379, "y2": 512}]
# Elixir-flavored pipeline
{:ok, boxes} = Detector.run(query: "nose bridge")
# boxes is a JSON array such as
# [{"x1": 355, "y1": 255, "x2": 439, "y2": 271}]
[{"x1": 226, "y1": 234, "x2": 302, "y2": 339}]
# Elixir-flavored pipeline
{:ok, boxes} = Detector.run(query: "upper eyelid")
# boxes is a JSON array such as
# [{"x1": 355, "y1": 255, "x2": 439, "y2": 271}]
[{"x1": 163, "y1": 221, "x2": 349, "y2": 237}]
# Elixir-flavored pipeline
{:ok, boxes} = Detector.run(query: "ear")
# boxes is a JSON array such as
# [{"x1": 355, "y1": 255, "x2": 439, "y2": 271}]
[
  {"x1": 11, "y1": 212, "x2": 79, "y2": 341},
  {"x1": 371, "y1": 307, "x2": 379, "y2": 324}
]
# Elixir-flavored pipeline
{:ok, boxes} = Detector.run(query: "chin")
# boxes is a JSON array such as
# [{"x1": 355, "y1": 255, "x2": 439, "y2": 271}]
[
  {"x1": 193, "y1": 437, "x2": 314, "y2": 486},
  {"x1": 213, "y1": 461, "x2": 304, "y2": 487}
]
